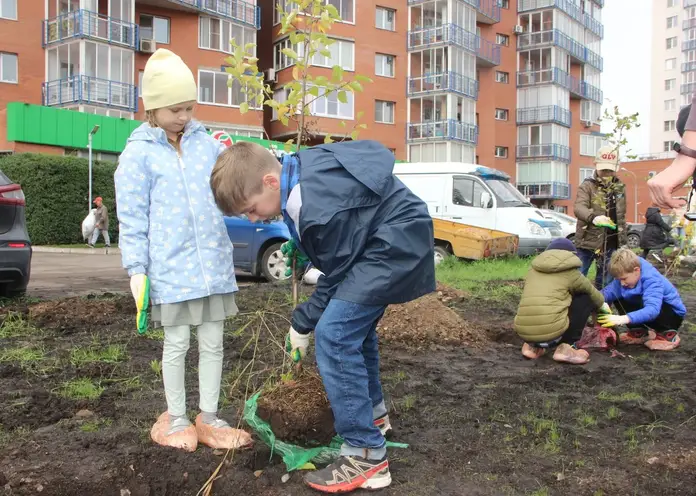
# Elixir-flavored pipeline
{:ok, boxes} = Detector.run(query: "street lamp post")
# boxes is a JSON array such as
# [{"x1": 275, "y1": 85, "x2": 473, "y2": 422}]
[
  {"x1": 88, "y1": 125, "x2": 100, "y2": 211},
  {"x1": 621, "y1": 167, "x2": 638, "y2": 223}
]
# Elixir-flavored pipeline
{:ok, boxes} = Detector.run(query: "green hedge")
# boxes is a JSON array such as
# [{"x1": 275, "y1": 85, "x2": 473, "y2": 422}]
[{"x1": 0, "y1": 153, "x2": 118, "y2": 245}]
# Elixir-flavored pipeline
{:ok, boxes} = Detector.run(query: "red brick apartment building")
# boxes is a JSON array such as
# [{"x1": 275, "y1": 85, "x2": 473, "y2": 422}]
[{"x1": 0, "y1": 0, "x2": 609, "y2": 212}]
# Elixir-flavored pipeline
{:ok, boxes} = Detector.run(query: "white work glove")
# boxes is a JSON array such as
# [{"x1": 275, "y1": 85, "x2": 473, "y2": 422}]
[
  {"x1": 597, "y1": 314, "x2": 630, "y2": 328},
  {"x1": 592, "y1": 215, "x2": 616, "y2": 229},
  {"x1": 285, "y1": 326, "x2": 310, "y2": 363},
  {"x1": 130, "y1": 273, "x2": 147, "y2": 304}
]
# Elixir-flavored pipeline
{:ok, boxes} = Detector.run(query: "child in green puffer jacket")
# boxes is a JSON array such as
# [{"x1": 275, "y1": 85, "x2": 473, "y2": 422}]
[{"x1": 514, "y1": 238, "x2": 607, "y2": 364}]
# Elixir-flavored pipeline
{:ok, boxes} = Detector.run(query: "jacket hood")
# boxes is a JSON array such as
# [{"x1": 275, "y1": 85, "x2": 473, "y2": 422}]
[
  {"x1": 646, "y1": 207, "x2": 661, "y2": 219},
  {"x1": 128, "y1": 119, "x2": 207, "y2": 144},
  {"x1": 532, "y1": 249, "x2": 582, "y2": 274}
]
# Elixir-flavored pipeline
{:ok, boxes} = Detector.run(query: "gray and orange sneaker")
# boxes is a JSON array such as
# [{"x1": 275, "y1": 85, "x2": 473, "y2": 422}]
[
  {"x1": 645, "y1": 331, "x2": 681, "y2": 351},
  {"x1": 304, "y1": 455, "x2": 391, "y2": 493},
  {"x1": 619, "y1": 329, "x2": 657, "y2": 345},
  {"x1": 373, "y1": 414, "x2": 392, "y2": 437}
]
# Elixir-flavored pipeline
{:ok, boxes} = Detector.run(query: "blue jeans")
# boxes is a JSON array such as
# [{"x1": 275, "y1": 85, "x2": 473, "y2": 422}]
[
  {"x1": 314, "y1": 298, "x2": 387, "y2": 460},
  {"x1": 578, "y1": 247, "x2": 615, "y2": 289}
]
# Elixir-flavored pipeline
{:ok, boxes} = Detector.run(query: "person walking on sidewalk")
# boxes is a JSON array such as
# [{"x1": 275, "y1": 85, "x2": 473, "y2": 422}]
[{"x1": 88, "y1": 196, "x2": 111, "y2": 248}]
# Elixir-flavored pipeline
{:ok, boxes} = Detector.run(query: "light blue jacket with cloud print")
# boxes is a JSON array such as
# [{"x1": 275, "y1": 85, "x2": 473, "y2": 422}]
[{"x1": 115, "y1": 120, "x2": 237, "y2": 305}]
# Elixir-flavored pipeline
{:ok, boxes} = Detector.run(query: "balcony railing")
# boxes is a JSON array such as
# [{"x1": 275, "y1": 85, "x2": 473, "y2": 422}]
[
  {"x1": 517, "y1": 182, "x2": 571, "y2": 200},
  {"x1": 583, "y1": 13, "x2": 603, "y2": 38},
  {"x1": 407, "y1": 119, "x2": 478, "y2": 145},
  {"x1": 685, "y1": 0, "x2": 696, "y2": 8},
  {"x1": 408, "y1": 23, "x2": 478, "y2": 53},
  {"x1": 167, "y1": 0, "x2": 260, "y2": 28},
  {"x1": 476, "y1": 36, "x2": 501, "y2": 66},
  {"x1": 683, "y1": 39, "x2": 696, "y2": 52},
  {"x1": 407, "y1": 71, "x2": 479, "y2": 100},
  {"x1": 683, "y1": 18, "x2": 696, "y2": 30},
  {"x1": 516, "y1": 68, "x2": 602, "y2": 104},
  {"x1": 517, "y1": 29, "x2": 603, "y2": 71},
  {"x1": 580, "y1": 81, "x2": 603, "y2": 104},
  {"x1": 683, "y1": 61, "x2": 696, "y2": 72},
  {"x1": 681, "y1": 82, "x2": 696, "y2": 95},
  {"x1": 43, "y1": 75, "x2": 138, "y2": 112},
  {"x1": 518, "y1": 0, "x2": 604, "y2": 38},
  {"x1": 477, "y1": 0, "x2": 501, "y2": 24},
  {"x1": 407, "y1": 0, "x2": 478, "y2": 8},
  {"x1": 517, "y1": 105, "x2": 571, "y2": 127},
  {"x1": 42, "y1": 9, "x2": 138, "y2": 48},
  {"x1": 516, "y1": 144, "x2": 571, "y2": 162}
]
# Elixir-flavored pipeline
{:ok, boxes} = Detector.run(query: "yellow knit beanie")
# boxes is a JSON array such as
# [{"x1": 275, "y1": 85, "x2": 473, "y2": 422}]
[{"x1": 142, "y1": 49, "x2": 197, "y2": 111}]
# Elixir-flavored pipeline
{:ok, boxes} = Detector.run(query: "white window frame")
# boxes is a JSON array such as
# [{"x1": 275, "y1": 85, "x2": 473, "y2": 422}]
[
  {"x1": 666, "y1": 58, "x2": 677, "y2": 70},
  {"x1": 309, "y1": 85, "x2": 354, "y2": 119},
  {"x1": 495, "y1": 71, "x2": 509, "y2": 83},
  {"x1": 199, "y1": 16, "x2": 255, "y2": 56},
  {"x1": 312, "y1": 38, "x2": 355, "y2": 71},
  {"x1": 375, "y1": 100, "x2": 395, "y2": 124},
  {"x1": 494, "y1": 146, "x2": 508, "y2": 158},
  {"x1": 274, "y1": 38, "x2": 297, "y2": 71},
  {"x1": 664, "y1": 140, "x2": 677, "y2": 152},
  {"x1": 496, "y1": 33, "x2": 509, "y2": 46},
  {"x1": 274, "y1": 0, "x2": 355, "y2": 25},
  {"x1": 375, "y1": 53, "x2": 395, "y2": 77},
  {"x1": 499, "y1": 0, "x2": 509, "y2": 8},
  {"x1": 197, "y1": 69, "x2": 259, "y2": 109},
  {"x1": 579, "y1": 168, "x2": 594, "y2": 182},
  {"x1": 580, "y1": 134, "x2": 607, "y2": 157},
  {"x1": 495, "y1": 108, "x2": 509, "y2": 121},
  {"x1": 668, "y1": 0, "x2": 677, "y2": 7},
  {"x1": 140, "y1": 14, "x2": 170, "y2": 44},
  {"x1": 665, "y1": 99, "x2": 677, "y2": 111},
  {"x1": 375, "y1": 6, "x2": 395, "y2": 31},
  {"x1": 664, "y1": 120, "x2": 676, "y2": 132},
  {"x1": 0, "y1": 0, "x2": 17, "y2": 20},
  {"x1": 665, "y1": 78, "x2": 676, "y2": 91},
  {"x1": 667, "y1": 15, "x2": 678, "y2": 28},
  {"x1": 0, "y1": 52, "x2": 18, "y2": 84},
  {"x1": 138, "y1": 70, "x2": 144, "y2": 97},
  {"x1": 666, "y1": 36, "x2": 678, "y2": 49}
]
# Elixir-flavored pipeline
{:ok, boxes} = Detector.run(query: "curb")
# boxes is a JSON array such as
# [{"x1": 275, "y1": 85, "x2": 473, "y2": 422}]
[{"x1": 33, "y1": 246, "x2": 121, "y2": 255}]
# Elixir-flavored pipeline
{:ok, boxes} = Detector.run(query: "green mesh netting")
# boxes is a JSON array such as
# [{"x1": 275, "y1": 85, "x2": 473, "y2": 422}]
[{"x1": 243, "y1": 392, "x2": 408, "y2": 472}]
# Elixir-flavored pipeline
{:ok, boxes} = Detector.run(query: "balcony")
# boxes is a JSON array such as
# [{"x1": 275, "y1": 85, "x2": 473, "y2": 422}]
[
  {"x1": 407, "y1": 119, "x2": 478, "y2": 145},
  {"x1": 477, "y1": 0, "x2": 501, "y2": 24},
  {"x1": 476, "y1": 36, "x2": 501, "y2": 66},
  {"x1": 517, "y1": 182, "x2": 571, "y2": 200},
  {"x1": 583, "y1": 13, "x2": 603, "y2": 38},
  {"x1": 517, "y1": 29, "x2": 603, "y2": 71},
  {"x1": 517, "y1": 106, "x2": 571, "y2": 127},
  {"x1": 683, "y1": 39, "x2": 696, "y2": 51},
  {"x1": 136, "y1": 0, "x2": 260, "y2": 28},
  {"x1": 516, "y1": 68, "x2": 602, "y2": 104},
  {"x1": 685, "y1": 0, "x2": 696, "y2": 7},
  {"x1": 580, "y1": 81, "x2": 603, "y2": 104},
  {"x1": 408, "y1": 23, "x2": 478, "y2": 53},
  {"x1": 407, "y1": 72, "x2": 479, "y2": 100},
  {"x1": 683, "y1": 61, "x2": 696, "y2": 72},
  {"x1": 518, "y1": 0, "x2": 604, "y2": 38},
  {"x1": 407, "y1": 0, "x2": 478, "y2": 7},
  {"x1": 683, "y1": 18, "x2": 696, "y2": 30},
  {"x1": 43, "y1": 75, "x2": 138, "y2": 113},
  {"x1": 516, "y1": 144, "x2": 571, "y2": 162},
  {"x1": 682, "y1": 82, "x2": 696, "y2": 95},
  {"x1": 42, "y1": 9, "x2": 138, "y2": 49}
]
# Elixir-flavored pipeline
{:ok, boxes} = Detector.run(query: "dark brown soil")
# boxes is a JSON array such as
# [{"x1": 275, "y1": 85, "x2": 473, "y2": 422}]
[
  {"x1": 256, "y1": 371, "x2": 335, "y2": 446},
  {"x1": 1, "y1": 272, "x2": 696, "y2": 496}
]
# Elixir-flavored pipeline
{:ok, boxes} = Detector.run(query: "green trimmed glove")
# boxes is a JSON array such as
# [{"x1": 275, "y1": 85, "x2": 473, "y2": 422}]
[
  {"x1": 598, "y1": 303, "x2": 612, "y2": 315},
  {"x1": 592, "y1": 215, "x2": 617, "y2": 230},
  {"x1": 285, "y1": 326, "x2": 309, "y2": 364},
  {"x1": 281, "y1": 239, "x2": 309, "y2": 277},
  {"x1": 130, "y1": 274, "x2": 150, "y2": 335},
  {"x1": 597, "y1": 314, "x2": 630, "y2": 328}
]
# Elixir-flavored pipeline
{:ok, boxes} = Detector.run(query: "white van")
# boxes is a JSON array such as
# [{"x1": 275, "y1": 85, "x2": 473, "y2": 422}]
[{"x1": 394, "y1": 162, "x2": 563, "y2": 256}]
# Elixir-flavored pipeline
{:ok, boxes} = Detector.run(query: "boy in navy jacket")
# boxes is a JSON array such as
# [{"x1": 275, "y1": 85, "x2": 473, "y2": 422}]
[
  {"x1": 210, "y1": 140, "x2": 436, "y2": 493},
  {"x1": 599, "y1": 248, "x2": 686, "y2": 350}
]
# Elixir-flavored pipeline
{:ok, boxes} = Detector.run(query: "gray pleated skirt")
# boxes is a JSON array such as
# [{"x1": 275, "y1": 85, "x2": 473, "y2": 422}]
[{"x1": 152, "y1": 293, "x2": 238, "y2": 328}]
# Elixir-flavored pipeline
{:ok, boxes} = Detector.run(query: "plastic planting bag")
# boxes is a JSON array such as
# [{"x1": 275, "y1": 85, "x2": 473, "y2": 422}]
[
  {"x1": 82, "y1": 209, "x2": 97, "y2": 241},
  {"x1": 243, "y1": 392, "x2": 408, "y2": 472},
  {"x1": 576, "y1": 325, "x2": 617, "y2": 350}
]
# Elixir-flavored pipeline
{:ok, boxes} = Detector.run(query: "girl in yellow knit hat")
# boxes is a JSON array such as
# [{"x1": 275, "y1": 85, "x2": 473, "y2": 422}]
[{"x1": 115, "y1": 49, "x2": 251, "y2": 452}]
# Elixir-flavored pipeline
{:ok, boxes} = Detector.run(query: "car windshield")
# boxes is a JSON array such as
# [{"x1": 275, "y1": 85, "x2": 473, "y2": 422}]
[
  {"x1": 485, "y1": 179, "x2": 532, "y2": 206},
  {"x1": 544, "y1": 211, "x2": 576, "y2": 223}
]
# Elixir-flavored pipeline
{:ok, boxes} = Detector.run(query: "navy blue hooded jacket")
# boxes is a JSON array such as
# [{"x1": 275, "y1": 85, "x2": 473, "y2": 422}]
[{"x1": 282, "y1": 140, "x2": 436, "y2": 334}]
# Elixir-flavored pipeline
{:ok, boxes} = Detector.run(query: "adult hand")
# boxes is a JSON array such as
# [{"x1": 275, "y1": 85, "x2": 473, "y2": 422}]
[
  {"x1": 648, "y1": 155, "x2": 694, "y2": 209},
  {"x1": 597, "y1": 314, "x2": 630, "y2": 328},
  {"x1": 285, "y1": 326, "x2": 309, "y2": 363}
]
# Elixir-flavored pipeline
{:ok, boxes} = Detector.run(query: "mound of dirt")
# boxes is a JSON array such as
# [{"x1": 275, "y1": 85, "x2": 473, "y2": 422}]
[
  {"x1": 378, "y1": 283, "x2": 486, "y2": 348},
  {"x1": 256, "y1": 370, "x2": 335, "y2": 446},
  {"x1": 28, "y1": 294, "x2": 134, "y2": 333}
]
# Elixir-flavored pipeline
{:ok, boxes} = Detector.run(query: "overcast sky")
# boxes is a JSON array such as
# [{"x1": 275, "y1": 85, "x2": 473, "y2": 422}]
[{"x1": 601, "y1": 0, "x2": 651, "y2": 155}]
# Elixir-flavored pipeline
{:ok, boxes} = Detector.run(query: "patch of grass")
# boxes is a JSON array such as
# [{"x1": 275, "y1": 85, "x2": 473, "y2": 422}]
[
  {"x1": 70, "y1": 344, "x2": 127, "y2": 366},
  {"x1": 529, "y1": 487, "x2": 550, "y2": 496},
  {"x1": 0, "y1": 313, "x2": 41, "y2": 339},
  {"x1": 677, "y1": 403, "x2": 686, "y2": 414},
  {"x1": 400, "y1": 394, "x2": 416, "y2": 411},
  {"x1": 606, "y1": 406, "x2": 621, "y2": 420},
  {"x1": 576, "y1": 410, "x2": 598, "y2": 428},
  {"x1": 150, "y1": 359, "x2": 162, "y2": 378},
  {"x1": 624, "y1": 426, "x2": 639, "y2": 452},
  {"x1": 597, "y1": 391, "x2": 643, "y2": 403},
  {"x1": 79, "y1": 418, "x2": 113, "y2": 433},
  {"x1": 521, "y1": 413, "x2": 562, "y2": 454},
  {"x1": 436, "y1": 257, "x2": 529, "y2": 300},
  {"x1": 142, "y1": 328, "x2": 165, "y2": 341},
  {"x1": 0, "y1": 346, "x2": 45, "y2": 367},
  {"x1": 59, "y1": 378, "x2": 104, "y2": 400},
  {"x1": 384, "y1": 370, "x2": 408, "y2": 384}
]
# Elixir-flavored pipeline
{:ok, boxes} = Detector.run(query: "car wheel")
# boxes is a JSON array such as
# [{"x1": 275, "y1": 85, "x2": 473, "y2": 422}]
[
  {"x1": 261, "y1": 243, "x2": 290, "y2": 282},
  {"x1": 434, "y1": 246, "x2": 450, "y2": 266},
  {"x1": 627, "y1": 233, "x2": 641, "y2": 249}
]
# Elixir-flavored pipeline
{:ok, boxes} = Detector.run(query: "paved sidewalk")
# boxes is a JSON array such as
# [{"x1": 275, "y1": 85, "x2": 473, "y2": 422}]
[{"x1": 33, "y1": 246, "x2": 121, "y2": 255}]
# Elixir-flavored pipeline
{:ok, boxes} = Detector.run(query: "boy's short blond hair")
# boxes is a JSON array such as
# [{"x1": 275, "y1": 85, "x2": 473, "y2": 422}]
[
  {"x1": 210, "y1": 141, "x2": 281, "y2": 215},
  {"x1": 609, "y1": 248, "x2": 641, "y2": 277}
]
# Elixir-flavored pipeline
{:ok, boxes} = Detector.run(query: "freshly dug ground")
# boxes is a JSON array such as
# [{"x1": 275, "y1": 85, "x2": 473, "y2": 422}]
[{"x1": 1, "y1": 272, "x2": 696, "y2": 495}]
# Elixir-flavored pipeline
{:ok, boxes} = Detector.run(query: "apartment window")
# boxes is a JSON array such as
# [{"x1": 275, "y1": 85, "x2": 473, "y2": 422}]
[
  {"x1": 138, "y1": 70, "x2": 144, "y2": 97},
  {"x1": 667, "y1": 16, "x2": 678, "y2": 28},
  {"x1": 0, "y1": 53, "x2": 18, "y2": 83},
  {"x1": 375, "y1": 7, "x2": 395, "y2": 31},
  {"x1": 198, "y1": 70, "x2": 254, "y2": 108},
  {"x1": 666, "y1": 58, "x2": 677, "y2": 70},
  {"x1": 666, "y1": 37, "x2": 678, "y2": 49},
  {"x1": 375, "y1": 100, "x2": 395, "y2": 124},
  {"x1": 274, "y1": 0, "x2": 354, "y2": 24},
  {"x1": 0, "y1": 0, "x2": 17, "y2": 20},
  {"x1": 665, "y1": 78, "x2": 676, "y2": 91},
  {"x1": 665, "y1": 99, "x2": 677, "y2": 111},
  {"x1": 200, "y1": 16, "x2": 255, "y2": 55},
  {"x1": 665, "y1": 120, "x2": 676, "y2": 131},
  {"x1": 495, "y1": 108, "x2": 509, "y2": 121},
  {"x1": 580, "y1": 135, "x2": 607, "y2": 157},
  {"x1": 140, "y1": 14, "x2": 170, "y2": 44},
  {"x1": 495, "y1": 71, "x2": 509, "y2": 83},
  {"x1": 311, "y1": 86, "x2": 353, "y2": 119},
  {"x1": 581, "y1": 101, "x2": 601, "y2": 123},
  {"x1": 274, "y1": 38, "x2": 297, "y2": 71},
  {"x1": 496, "y1": 34, "x2": 509, "y2": 46},
  {"x1": 664, "y1": 140, "x2": 677, "y2": 152},
  {"x1": 494, "y1": 146, "x2": 508, "y2": 158},
  {"x1": 375, "y1": 53, "x2": 395, "y2": 77},
  {"x1": 313, "y1": 39, "x2": 354, "y2": 71},
  {"x1": 498, "y1": 0, "x2": 509, "y2": 8},
  {"x1": 580, "y1": 168, "x2": 594, "y2": 182},
  {"x1": 668, "y1": 0, "x2": 677, "y2": 7}
]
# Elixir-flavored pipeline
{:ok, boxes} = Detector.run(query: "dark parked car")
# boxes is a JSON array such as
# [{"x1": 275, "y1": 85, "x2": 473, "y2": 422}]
[
  {"x1": 224, "y1": 216, "x2": 290, "y2": 281},
  {"x1": 626, "y1": 213, "x2": 676, "y2": 249},
  {"x1": 0, "y1": 169, "x2": 31, "y2": 296}
]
